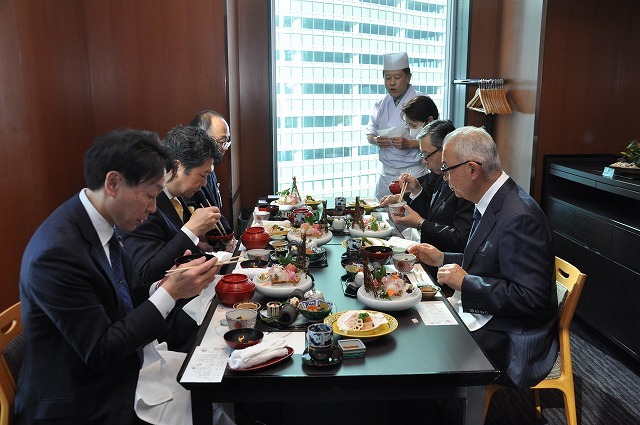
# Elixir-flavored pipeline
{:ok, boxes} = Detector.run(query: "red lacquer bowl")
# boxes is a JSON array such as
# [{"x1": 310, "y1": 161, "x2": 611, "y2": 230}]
[
  {"x1": 215, "y1": 273, "x2": 256, "y2": 307},
  {"x1": 241, "y1": 226, "x2": 271, "y2": 250},
  {"x1": 388, "y1": 180, "x2": 401, "y2": 195}
]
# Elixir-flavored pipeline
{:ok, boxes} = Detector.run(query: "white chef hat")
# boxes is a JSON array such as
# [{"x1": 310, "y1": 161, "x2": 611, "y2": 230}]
[{"x1": 383, "y1": 52, "x2": 409, "y2": 70}]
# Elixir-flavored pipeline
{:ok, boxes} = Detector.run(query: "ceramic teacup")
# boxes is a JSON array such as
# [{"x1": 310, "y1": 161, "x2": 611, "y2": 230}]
[
  {"x1": 332, "y1": 218, "x2": 346, "y2": 231},
  {"x1": 308, "y1": 343, "x2": 334, "y2": 362},
  {"x1": 307, "y1": 323, "x2": 333, "y2": 347},
  {"x1": 392, "y1": 253, "x2": 417, "y2": 273},
  {"x1": 389, "y1": 201, "x2": 407, "y2": 216},
  {"x1": 253, "y1": 211, "x2": 270, "y2": 225}
]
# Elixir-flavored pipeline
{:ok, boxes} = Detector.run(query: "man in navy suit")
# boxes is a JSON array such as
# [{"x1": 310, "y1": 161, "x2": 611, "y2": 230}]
[
  {"x1": 188, "y1": 110, "x2": 233, "y2": 234},
  {"x1": 122, "y1": 125, "x2": 223, "y2": 352},
  {"x1": 409, "y1": 126, "x2": 558, "y2": 388},
  {"x1": 16, "y1": 130, "x2": 219, "y2": 424},
  {"x1": 383, "y1": 120, "x2": 474, "y2": 253}
]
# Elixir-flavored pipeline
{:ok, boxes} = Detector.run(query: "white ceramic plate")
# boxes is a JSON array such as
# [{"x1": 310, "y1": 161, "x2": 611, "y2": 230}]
[
  {"x1": 341, "y1": 237, "x2": 390, "y2": 248},
  {"x1": 270, "y1": 201, "x2": 304, "y2": 212},
  {"x1": 356, "y1": 284, "x2": 421, "y2": 311},
  {"x1": 287, "y1": 229, "x2": 333, "y2": 246},
  {"x1": 253, "y1": 273, "x2": 313, "y2": 298},
  {"x1": 348, "y1": 221, "x2": 393, "y2": 238}
]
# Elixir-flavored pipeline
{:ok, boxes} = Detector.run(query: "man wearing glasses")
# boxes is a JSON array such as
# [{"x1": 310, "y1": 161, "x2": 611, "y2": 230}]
[
  {"x1": 189, "y1": 110, "x2": 233, "y2": 234},
  {"x1": 381, "y1": 120, "x2": 474, "y2": 254},
  {"x1": 409, "y1": 126, "x2": 558, "y2": 389}
]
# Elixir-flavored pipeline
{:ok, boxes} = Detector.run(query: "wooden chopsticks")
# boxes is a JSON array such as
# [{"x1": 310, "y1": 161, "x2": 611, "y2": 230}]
[
  {"x1": 200, "y1": 202, "x2": 227, "y2": 235},
  {"x1": 164, "y1": 256, "x2": 242, "y2": 275},
  {"x1": 398, "y1": 180, "x2": 408, "y2": 200}
]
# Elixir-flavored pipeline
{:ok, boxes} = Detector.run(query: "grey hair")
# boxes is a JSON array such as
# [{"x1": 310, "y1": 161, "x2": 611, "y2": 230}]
[
  {"x1": 416, "y1": 119, "x2": 455, "y2": 149},
  {"x1": 443, "y1": 126, "x2": 502, "y2": 175}
]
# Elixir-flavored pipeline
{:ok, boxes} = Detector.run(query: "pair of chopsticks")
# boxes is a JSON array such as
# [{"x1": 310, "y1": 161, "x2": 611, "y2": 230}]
[
  {"x1": 164, "y1": 256, "x2": 243, "y2": 275},
  {"x1": 398, "y1": 180, "x2": 408, "y2": 200},
  {"x1": 397, "y1": 169, "x2": 410, "y2": 200},
  {"x1": 200, "y1": 201, "x2": 227, "y2": 235}
]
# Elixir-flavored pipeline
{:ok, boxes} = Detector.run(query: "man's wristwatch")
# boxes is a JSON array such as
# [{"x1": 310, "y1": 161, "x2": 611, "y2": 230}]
[{"x1": 417, "y1": 218, "x2": 426, "y2": 231}]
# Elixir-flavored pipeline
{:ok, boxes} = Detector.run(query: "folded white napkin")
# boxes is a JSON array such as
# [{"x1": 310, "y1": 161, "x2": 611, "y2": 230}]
[
  {"x1": 227, "y1": 338, "x2": 289, "y2": 369},
  {"x1": 207, "y1": 251, "x2": 232, "y2": 262},
  {"x1": 388, "y1": 235, "x2": 419, "y2": 249},
  {"x1": 182, "y1": 276, "x2": 221, "y2": 325}
]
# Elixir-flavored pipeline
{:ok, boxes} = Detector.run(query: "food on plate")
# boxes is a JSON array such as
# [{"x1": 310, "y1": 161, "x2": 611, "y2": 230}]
[
  {"x1": 335, "y1": 310, "x2": 389, "y2": 334},
  {"x1": 364, "y1": 266, "x2": 413, "y2": 300},
  {"x1": 345, "y1": 311, "x2": 375, "y2": 331},
  {"x1": 299, "y1": 222, "x2": 323, "y2": 237},
  {"x1": 350, "y1": 215, "x2": 388, "y2": 232},
  {"x1": 258, "y1": 264, "x2": 302, "y2": 285},
  {"x1": 267, "y1": 224, "x2": 290, "y2": 235}
]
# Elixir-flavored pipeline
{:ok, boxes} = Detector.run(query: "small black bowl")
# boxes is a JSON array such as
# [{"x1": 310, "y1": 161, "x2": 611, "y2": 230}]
[
  {"x1": 223, "y1": 328, "x2": 264, "y2": 349},
  {"x1": 240, "y1": 259, "x2": 269, "y2": 269},
  {"x1": 362, "y1": 246, "x2": 393, "y2": 265}
]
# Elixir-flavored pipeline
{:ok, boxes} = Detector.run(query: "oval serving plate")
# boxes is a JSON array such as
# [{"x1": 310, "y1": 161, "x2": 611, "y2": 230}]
[
  {"x1": 287, "y1": 229, "x2": 333, "y2": 246},
  {"x1": 270, "y1": 201, "x2": 304, "y2": 212},
  {"x1": 324, "y1": 310, "x2": 398, "y2": 341},
  {"x1": 356, "y1": 283, "x2": 421, "y2": 312},
  {"x1": 253, "y1": 273, "x2": 313, "y2": 298},
  {"x1": 227, "y1": 346, "x2": 294, "y2": 372},
  {"x1": 348, "y1": 225, "x2": 393, "y2": 239}
]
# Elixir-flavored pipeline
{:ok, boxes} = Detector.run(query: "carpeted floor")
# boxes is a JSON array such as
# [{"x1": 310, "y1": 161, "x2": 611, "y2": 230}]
[
  {"x1": 236, "y1": 317, "x2": 640, "y2": 425},
  {"x1": 481, "y1": 317, "x2": 640, "y2": 425}
]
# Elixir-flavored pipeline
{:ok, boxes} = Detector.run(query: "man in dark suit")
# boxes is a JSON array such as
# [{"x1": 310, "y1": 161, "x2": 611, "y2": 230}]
[
  {"x1": 122, "y1": 125, "x2": 223, "y2": 352},
  {"x1": 409, "y1": 126, "x2": 558, "y2": 388},
  {"x1": 188, "y1": 110, "x2": 233, "y2": 234},
  {"x1": 16, "y1": 130, "x2": 219, "y2": 424},
  {"x1": 384, "y1": 120, "x2": 474, "y2": 253}
]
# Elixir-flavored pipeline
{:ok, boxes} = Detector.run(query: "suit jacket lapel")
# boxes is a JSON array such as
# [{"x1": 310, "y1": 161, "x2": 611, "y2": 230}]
[
  {"x1": 71, "y1": 195, "x2": 129, "y2": 313},
  {"x1": 462, "y1": 178, "x2": 516, "y2": 269},
  {"x1": 427, "y1": 184, "x2": 451, "y2": 219},
  {"x1": 157, "y1": 192, "x2": 184, "y2": 229}
]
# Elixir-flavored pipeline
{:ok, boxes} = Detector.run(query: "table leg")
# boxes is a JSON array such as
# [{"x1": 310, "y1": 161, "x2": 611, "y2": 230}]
[
  {"x1": 462, "y1": 386, "x2": 486, "y2": 425},
  {"x1": 191, "y1": 390, "x2": 213, "y2": 425}
]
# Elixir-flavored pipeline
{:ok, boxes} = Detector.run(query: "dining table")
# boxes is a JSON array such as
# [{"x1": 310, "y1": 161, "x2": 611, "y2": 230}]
[{"x1": 178, "y1": 214, "x2": 499, "y2": 425}]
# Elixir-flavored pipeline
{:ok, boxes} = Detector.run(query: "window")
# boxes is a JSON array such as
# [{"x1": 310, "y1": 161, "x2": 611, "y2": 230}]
[{"x1": 273, "y1": 0, "x2": 453, "y2": 199}]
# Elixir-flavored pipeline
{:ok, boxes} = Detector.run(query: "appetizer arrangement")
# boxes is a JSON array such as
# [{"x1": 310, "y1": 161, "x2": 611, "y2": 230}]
[
  {"x1": 258, "y1": 264, "x2": 302, "y2": 285},
  {"x1": 350, "y1": 215, "x2": 389, "y2": 232}
]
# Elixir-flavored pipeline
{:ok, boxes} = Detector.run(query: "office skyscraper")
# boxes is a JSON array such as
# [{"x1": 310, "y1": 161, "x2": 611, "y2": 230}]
[{"x1": 274, "y1": 0, "x2": 450, "y2": 199}]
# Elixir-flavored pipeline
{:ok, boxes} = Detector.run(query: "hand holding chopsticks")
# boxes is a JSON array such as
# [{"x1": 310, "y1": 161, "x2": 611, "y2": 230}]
[
  {"x1": 199, "y1": 203, "x2": 227, "y2": 235},
  {"x1": 165, "y1": 256, "x2": 242, "y2": 275}
]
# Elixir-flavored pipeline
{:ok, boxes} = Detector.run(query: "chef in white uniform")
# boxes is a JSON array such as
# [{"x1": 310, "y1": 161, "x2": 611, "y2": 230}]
[{"x1": 366, "y1": 52, "x2": 430, "y2": 201}]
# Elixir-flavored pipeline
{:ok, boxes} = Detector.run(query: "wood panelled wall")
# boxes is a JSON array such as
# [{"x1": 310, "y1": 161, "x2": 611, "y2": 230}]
[
  {"x1": 533, "y1": 0, "x2": 640, "y2": 200},
  {"x1": 0, "y1": 0, "x2": 229, "y2": 311}
]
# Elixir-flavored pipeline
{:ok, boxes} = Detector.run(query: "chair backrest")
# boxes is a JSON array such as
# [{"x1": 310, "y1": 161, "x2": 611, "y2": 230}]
[
  {"x1": 554, "y1": 257, "x2": 586, "y2": 333},
  {"x1": 0, "y1": 302, "x2": 22, "y2": 425}
]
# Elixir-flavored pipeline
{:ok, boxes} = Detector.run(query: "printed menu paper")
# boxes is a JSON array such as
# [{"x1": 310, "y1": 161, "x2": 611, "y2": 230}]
[{"x1": 415, "y1": 301, "x2": 458, "y2": 325}]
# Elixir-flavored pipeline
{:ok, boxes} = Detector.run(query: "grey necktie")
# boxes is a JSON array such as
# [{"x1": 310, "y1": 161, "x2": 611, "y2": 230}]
[{"x1": 468, "y1": 208, "x2": 482, "y2": 242}]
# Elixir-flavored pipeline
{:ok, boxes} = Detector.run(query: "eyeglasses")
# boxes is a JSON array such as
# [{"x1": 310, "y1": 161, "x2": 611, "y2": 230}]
[
  {"x1": 418, "y1": 146, "x2": 442, "y2": 160},
  {"x1": 440, "y1": 160, "x2": 482, "y2": 177},
  {"x1": 215, "y1": 136, "x2": 231, "y2": 150}
]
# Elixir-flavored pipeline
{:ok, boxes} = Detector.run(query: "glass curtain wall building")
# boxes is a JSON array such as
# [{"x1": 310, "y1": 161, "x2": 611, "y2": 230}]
[{"x1": 273, "y1": 0, "x2": 451, "y2": 199}]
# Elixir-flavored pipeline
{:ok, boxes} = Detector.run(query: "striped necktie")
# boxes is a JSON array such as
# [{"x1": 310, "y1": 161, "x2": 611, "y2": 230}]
[
  {"x1": 468, "y1": 208, "x2": 482, "y2": 243},
  {"x1": 171, "y1": 197, "x2": 184, "y2": 222},
  {"x1": 108, "y1": 233, "x2": 134, "y2": 314}
]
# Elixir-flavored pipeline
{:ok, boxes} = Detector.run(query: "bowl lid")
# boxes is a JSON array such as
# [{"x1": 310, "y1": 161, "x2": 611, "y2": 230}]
[{"x1": 217, "y1": 273, "x2": 255, "y2": 292}]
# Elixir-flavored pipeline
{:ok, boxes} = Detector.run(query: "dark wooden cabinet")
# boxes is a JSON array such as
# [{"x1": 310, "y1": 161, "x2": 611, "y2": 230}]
[{"x1": 543, "y1": 155, "x2": 640, "y2": 360}]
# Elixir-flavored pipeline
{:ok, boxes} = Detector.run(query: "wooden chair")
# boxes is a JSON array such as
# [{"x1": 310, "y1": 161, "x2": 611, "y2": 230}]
[
  {"x1": 484, "y1": 257, "x2": 586, "y2": 425},
  {"x1": 0, "y1": 302, "x2": 23, "y2": 425}
]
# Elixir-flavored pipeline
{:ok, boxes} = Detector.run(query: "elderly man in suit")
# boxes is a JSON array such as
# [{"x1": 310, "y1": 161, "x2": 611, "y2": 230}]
[
  {"x1": 16, "y1": 129, "x2": 219, "y2": 424},
  {"x1": 382, "y1": 120, "x2": 474, "y2": 253},
  {"x1": 409, "y1": 126, "x2": 558, "y2": 388},
  {"x1": 188, "y1": 110, "x2": 233, "y2": 234}
]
